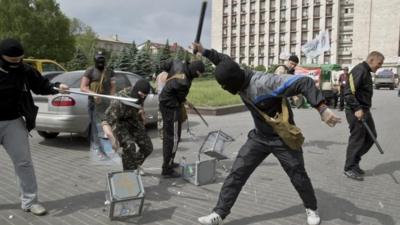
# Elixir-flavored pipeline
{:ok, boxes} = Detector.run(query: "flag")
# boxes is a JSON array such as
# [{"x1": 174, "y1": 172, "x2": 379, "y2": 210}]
[{"x1": 301, "y1": 30, "x2": 330, "y2": 58}]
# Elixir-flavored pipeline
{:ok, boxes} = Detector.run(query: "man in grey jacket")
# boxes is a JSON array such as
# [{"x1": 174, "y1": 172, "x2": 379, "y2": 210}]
[{"x1": 193, "y1": 43, "x2": 340, "y2": 225}]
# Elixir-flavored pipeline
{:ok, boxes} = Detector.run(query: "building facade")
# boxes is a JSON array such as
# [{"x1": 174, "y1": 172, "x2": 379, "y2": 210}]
[{"x1": 212, "y1": 0, "x2": 400, "y2": 71}]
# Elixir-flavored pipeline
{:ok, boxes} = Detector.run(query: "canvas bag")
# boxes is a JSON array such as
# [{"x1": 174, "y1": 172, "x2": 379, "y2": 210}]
[{"x1": 242, "y1": 95, "x2": 305, "y2": 150}]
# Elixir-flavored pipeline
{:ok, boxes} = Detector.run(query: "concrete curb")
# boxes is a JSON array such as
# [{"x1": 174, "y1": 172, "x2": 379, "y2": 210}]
[{"x1": 187, "y1": 104, "x2": 247, "y2": 116}]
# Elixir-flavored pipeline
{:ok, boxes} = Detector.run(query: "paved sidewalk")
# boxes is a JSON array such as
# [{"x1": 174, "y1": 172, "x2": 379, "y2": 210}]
[{"x1": 0, "y1": 90, "x2": 399, "y2": 225}]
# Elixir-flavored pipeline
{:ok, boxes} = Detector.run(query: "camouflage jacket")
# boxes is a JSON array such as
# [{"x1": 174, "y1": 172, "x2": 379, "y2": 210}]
[{"x1": 102, "y1": 87, "x2": 142, "y2": 128}]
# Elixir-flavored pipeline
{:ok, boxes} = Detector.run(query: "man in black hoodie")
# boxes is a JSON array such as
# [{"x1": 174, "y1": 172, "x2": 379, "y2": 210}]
[
  {"x1": 0, "y1": 38, "x2": 69, "y2": 216},
  {"x1": 343, "y1": 51, "x2": 384, "y2": 181},
  {"x1": 158, "y1": 59, "x2": 205, "y2": 177},
  {"x1": 193, "y1": 43, "x2": 340, "y2": 225}
]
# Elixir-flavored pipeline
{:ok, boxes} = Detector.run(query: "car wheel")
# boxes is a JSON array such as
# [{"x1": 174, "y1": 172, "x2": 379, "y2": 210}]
[{"x1": 37, "y1": 131, "x2": 59, "y2": 139}]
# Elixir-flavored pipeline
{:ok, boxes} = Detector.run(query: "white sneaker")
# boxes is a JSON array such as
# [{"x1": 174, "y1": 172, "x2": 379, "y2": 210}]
[
  {"x1": 198, "y1": 212, "x2": 223, "y2": 225},
  {"x1": 306, "y1": 208, "x2": 321, "y2": 225}
]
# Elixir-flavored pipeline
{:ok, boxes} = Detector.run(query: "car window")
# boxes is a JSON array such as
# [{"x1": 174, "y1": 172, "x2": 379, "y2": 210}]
[
  {"x1": 52, "y1": 72, "x2": 83, "y2": 88},
  {"x1": 376, "y1": 71, "x2": 394, "y2": 78},
  {"x1": 42, "y1": 62, "x2": 63, "y2": 72},
  {"x1": 126, "y1": 74, "x2": 140, "y2": 86},
  {"x1": 114, "y1": 73, "x2": 131, "y2": 91}
]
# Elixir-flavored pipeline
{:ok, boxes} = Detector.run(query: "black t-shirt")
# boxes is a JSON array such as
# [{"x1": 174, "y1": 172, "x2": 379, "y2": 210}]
[{"x1": 0, "y1": 70, "x2": 22, "y2": 120}]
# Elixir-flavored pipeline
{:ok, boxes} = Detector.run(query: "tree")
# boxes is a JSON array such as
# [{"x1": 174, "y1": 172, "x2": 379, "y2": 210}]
[
  {"x1": 70, "y1": 18, "x2": 97, "y2": 65},
  {"x1": 154, "y1": 40, "x2": 171, "y2": 73},
  {"x1": 0, "y1": 0, "x2": 75, "y2": 62},
  {"x1": 254, "y1": 65, "x2": 266, "y2": 72},
  {"x1": 117, "y1": 48, "x2": 132, "y2": 71},
  {"x1": 132, "y1": 42, "x2": 153, "y2": 77},
  {"x1": 66, "y1": 48, "x2": 88, "y2": 70}
]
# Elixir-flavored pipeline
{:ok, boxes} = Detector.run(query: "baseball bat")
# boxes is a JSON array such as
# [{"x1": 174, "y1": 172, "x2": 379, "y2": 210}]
[
  {"x1": 362, "y1": 119, "x2": 384, "y2": 154},
  {"x1": 194, "y1": 1, "x2": 207, "y2": 54}
]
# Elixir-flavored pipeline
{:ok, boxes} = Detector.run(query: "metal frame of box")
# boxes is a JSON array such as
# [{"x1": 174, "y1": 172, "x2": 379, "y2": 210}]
[{"x1": 106, "y1": 171, "x2": 145, "y2": 220}]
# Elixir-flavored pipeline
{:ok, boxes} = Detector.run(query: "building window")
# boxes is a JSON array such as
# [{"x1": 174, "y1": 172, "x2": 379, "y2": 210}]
[
  {"x1": 250, "y1": 2, "x2": 256, "y2": 11},
  {"x1": 249, "y1": 57, "x2": 254, "y2": 66},
  {"x1": 279, "y1": 33, "x2": 285, "y2": 42},
  {"x1": 290, "y1": 21, "x2": 297, "y2": 31},
  {"x1": 326, "y1": 17, "x2": 332, "y2": 29},
  {"x1": 302, "y1": 20, "x2": 308, "y2": 30},
  {"x1": 260, "y1": 1, "x2": 266, "y2": 11},
  {"x1": 344, "y1": 7, "x2": 354, "y2": 14},
  {"x1": 269, "y1": 22, "x2": 275, "y2": 31},
  {"x1": 290, "y1": 44, "x2": 296, "y2": 53},
  {"x1": 240, "y1": 36, "x2": 246, "y2": 46},
  {"x1": 326, "y1": 5, "x2": 333, "y2": 16},
  {"x1": 250, "y1": 13, "x2": 256, "y2": 23},
  {"x1": 259, "y1": 34, "x2": 265, "y2": 44},
  {"x1": 313, "y1": 6, "x2": 320, "y2": 17},
  {"x1": 269, "y1": 46, "x2": 275, "y2": 54},
  {"x1": 250, "y1": 35, "x2": 255, "y2": 45},
  {"x1": 258, "y1": 57, "x2": 264, "y2": 65},
  {"x1": 231, "y1": 47, "x2": 237, "y2": 57},
  {"x1": 260, "y1": 12, "x2": 266, "y2": 22},
  {"x1": 269, "y1": 34, "x2": 275, "y2": 44},
  {"x1": 313, "y1": 31, "x2": 319, "y2": 38},
  {"x1": 249, "y1": 46, "x2": 255, "y2": 56},
  {"x1": 313, "y1": 19, "x2": 320, "y2": 30},
  {"x1": 250, "y1": 24, "x2": 255, "y2": 34},
  {"x1": 291, "y1": 8, "x2": 297, "y2": 19},
  {"x1": 259, "y1": 46, "x2": 265, "y2": 54},
  {"x1": 302, "y1": 9, "x2": 308, "y2": 18},
  {"x1": 290, "y1": 34, "x2": 296, "y2": 43},
  {"x1": 280, "y1": 22, "x2": 286, "y2": 33},
  {"x1": 301, "y1": 32, "x2": 308, "y2": 43},
  {"x1": 270, "y1": 0, "x2": 276, "y2": 10},
  {"x1": 240, "y1": 47, "x2": 245, "y2": 56},
  {"x1": 268, "y1": 57, "x2": 274, "y2": 65},
  {"x1": 240, "y1": 25, "x2": 246, "y2": 34},
  {"x1": 270, "y1": 11, "x2": 275, "y2": 20},
  {"x1": 232, "y1": 25, "x2": 237, "y2": 32},
  {"x1": 232, "y1": 16, "x2": 237, "y2": 25},
  {"x1": 260, "y1": 24, "x2": 265, "y2": 33},
  {"x1": 240, "y1": 16, "x2": 246, "y2": 25}
]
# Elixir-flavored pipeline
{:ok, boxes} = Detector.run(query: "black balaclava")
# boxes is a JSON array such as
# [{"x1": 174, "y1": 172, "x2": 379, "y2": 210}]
[
  {"x1": 94, "y1": 52, "x2": 106, "y2": 70},
  {"x1": 215, "y1": 60, "x2": 245, "y2": 95},
  {"x1": 130, "y1": 79, "x2": 151, "y2": 105},
  {"x1": 0, "y1": 38, "x2": 24, "y2": 71},
  {"x1": 187, "y1": 60, "x2": 205, "y2": 78}
]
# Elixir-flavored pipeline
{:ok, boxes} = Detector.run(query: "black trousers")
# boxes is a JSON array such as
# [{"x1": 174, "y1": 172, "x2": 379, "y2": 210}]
[
  {"x1": 213, "y1": 136, "x2": 317, "y2": 219},
  {"x1": 339, "y1": 86, "x2": 345, "y2": 110},
  {"x1": 159, "y1": 104, "x2": 182, "y2": 173},
  {"x1": 344, "y1": 109, "x2": 376, "y2": 171}
]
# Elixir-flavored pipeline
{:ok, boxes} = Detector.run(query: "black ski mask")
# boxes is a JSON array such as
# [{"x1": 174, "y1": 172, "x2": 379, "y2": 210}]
[
  {"x1": 187, "y1": 60, "x2": 205, "y2": 78},
  {"x1": 94, "y1": 53, "x2": 106, "y2": 70},
  {"x1": 130, "y1": 79, "x2": 151, "y2": 105},
  {"x1": 0, "y1": 38, "x2": 24, "y2": 72},
  {"x1": 214, "y1": 60, "x2": 245, "y2": 95}
]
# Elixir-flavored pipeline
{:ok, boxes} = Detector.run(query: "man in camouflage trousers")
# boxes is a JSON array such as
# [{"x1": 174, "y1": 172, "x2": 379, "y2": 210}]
[{"x1": 102, "y1": 79, "x2": 153, "y2": 172}]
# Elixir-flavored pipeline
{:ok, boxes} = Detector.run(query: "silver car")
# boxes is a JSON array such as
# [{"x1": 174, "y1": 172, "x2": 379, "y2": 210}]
[{"x1": 33, "y1": 70, "x2": 158, "y2": 139}]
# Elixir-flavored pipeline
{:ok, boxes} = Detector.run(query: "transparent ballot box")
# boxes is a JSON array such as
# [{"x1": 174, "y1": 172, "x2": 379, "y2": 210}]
[
  {"x1": 175, "y1": 158, "x2": 217, "y2": 186},
  {"x1": 200, "y1": 130, "x2": 234, "y2": 160},
  {"x1": 105, "y1": 171, "x2": 145, "y2": 219}
]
